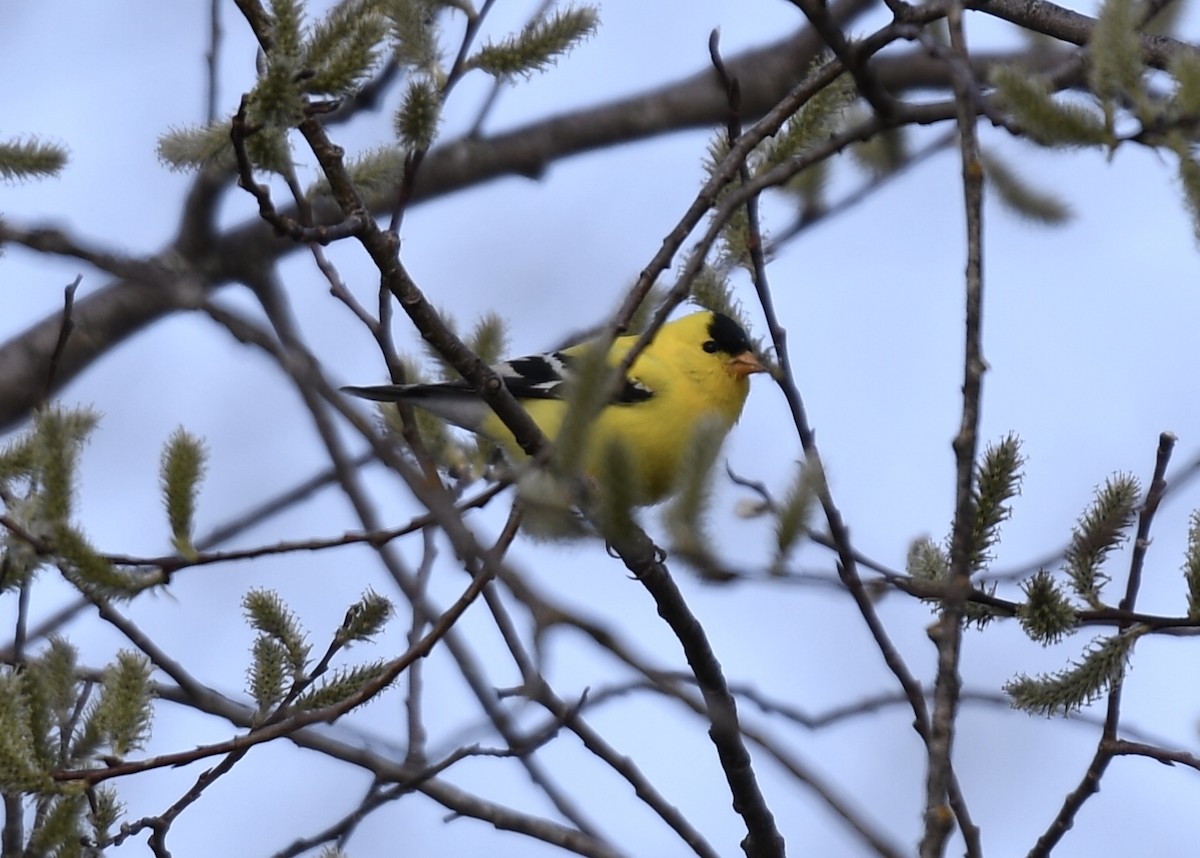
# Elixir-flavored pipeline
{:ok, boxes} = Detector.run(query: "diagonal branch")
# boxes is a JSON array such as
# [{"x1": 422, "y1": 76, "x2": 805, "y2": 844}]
[{"x1": 2, "y1": 6, "x2": 1104, "y2": 431}]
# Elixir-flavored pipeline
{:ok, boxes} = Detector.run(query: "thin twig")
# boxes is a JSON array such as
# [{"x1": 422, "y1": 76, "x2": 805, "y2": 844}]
[
  {"x1": 229, "y1": 96, "x2": 365, "y2": 244},
  {"x1": 404, "y1": 527, "x2": 436, "y2": 768},
  {"x1": 717, "y1": 40, "x2": 937, "y2": 851},
  {"x1": 56, "y1": 557, "x2": 499, "y2": 786},
  {"x1": 920, "y1": 1, "x2": 986, "y2": 853},
  {"x1": 98, "y1": 481, "x2": 507, "y2": 574},
  {"x1": 1027, "y1": 433, "x2": 1176, "y2": 858},
  {"x1": 1105, "y1": 738, "x2": 1200, "y2": 772},
  {"x1": 787, "y1": 0, "x2": 896, "y2": 117},
  {"x1": 388, "y1": 0, "x2": 501, "y2": 232},
  {"x1": 205, "y1": 0, "x2": 221, "y2": 123},
  {"x1": 0, "y1": 596, "x2": 88, "y2": 664},
  {"x1": 42, "y1": 276, "x2": 81, "y2": 403},
  {"x1": 202, "y1": 296, "x2": 607, "y2": 839},
  {"x1": 11, "y1": 578, "x2": 31, "y2": 669}
]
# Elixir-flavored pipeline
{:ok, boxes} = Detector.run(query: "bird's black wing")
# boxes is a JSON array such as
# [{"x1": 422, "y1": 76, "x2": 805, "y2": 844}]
[{"x1": 496, "y1": 352, "x2": 652, "y2": 404}]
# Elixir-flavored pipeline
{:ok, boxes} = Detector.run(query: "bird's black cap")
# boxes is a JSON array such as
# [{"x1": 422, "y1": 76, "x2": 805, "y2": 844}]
[{"x1": 707, "y1": 312, "x2": 753, "y2": 356}]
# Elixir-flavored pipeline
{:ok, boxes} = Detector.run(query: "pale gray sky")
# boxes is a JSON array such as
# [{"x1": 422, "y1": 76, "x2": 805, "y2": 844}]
[{"x1": 4, "y1": 1, "x2": 1200, "y2": 855}]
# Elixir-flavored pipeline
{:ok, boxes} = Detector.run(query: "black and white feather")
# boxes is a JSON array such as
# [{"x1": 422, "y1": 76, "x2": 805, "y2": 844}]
[{"x1": 341, "y1": 349, "x2": 653, "y2": 432}]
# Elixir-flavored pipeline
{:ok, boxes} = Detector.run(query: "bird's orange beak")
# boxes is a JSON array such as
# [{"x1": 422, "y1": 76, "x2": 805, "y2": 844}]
[{"x1": 727, "y1": 351, "x2": 767, "y2": 378}]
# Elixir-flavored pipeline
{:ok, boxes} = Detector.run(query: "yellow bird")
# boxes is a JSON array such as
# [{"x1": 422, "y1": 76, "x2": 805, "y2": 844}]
[{"x1": 342, "y1": 310, "x2": 766, "y2": 504}]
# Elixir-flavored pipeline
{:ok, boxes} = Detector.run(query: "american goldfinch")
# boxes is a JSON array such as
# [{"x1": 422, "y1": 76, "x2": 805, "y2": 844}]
[{"x1": 343, "y1": 310, "x2": 766, "y2": 504}]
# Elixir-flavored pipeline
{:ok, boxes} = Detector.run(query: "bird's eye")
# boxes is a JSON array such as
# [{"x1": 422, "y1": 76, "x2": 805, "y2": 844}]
[{"x1": 702, "y1": 340, "x2": 718, "y2": 353}]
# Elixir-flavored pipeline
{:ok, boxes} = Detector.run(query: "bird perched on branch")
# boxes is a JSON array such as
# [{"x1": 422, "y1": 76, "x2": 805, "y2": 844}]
[{"x1": 342, "y1": 310, "x2": 766, "y2": 505}]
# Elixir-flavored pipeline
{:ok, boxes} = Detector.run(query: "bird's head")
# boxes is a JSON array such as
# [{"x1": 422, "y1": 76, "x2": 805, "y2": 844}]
[{"x1": 697, "y1": 311, "x2": 767, "y2": 379}]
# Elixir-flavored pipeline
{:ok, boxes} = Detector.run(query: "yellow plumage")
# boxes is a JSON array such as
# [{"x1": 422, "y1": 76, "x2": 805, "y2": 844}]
[{"x1": 343, "y1": 310, "x2": 766, "y2": 505}]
